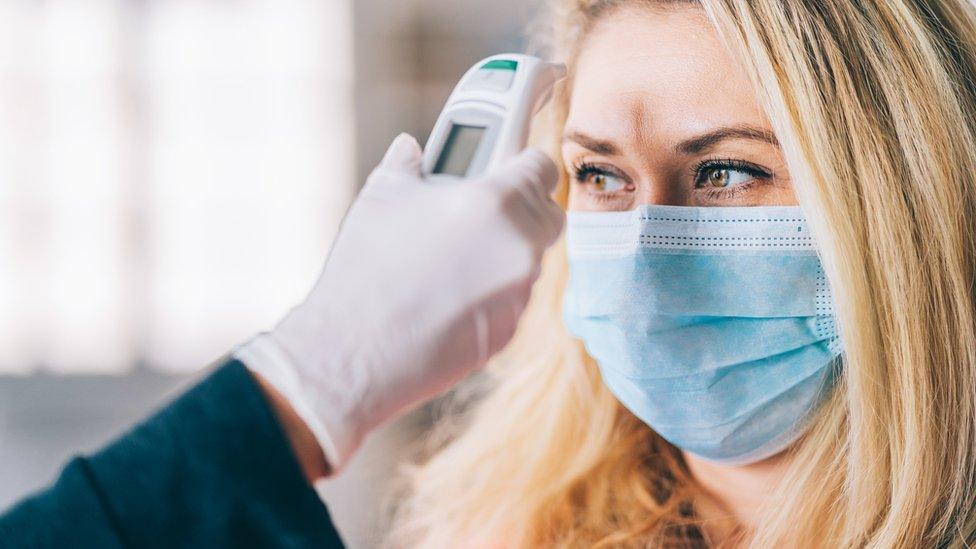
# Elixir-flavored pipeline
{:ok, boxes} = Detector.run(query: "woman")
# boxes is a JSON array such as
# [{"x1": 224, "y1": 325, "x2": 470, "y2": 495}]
[{"x1": 391, "y1": 0, "x2": 976, "y2": 546}]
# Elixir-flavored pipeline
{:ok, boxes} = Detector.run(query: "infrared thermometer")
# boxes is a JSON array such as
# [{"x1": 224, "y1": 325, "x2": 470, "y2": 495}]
[{"x1": 422, "y1": 54, "x2": 567, "y2": 182}]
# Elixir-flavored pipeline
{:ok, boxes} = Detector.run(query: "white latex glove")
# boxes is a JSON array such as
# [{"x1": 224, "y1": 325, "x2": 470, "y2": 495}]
[{"x1": 234, "y1": 133, "x2": 564, "y2": 473}]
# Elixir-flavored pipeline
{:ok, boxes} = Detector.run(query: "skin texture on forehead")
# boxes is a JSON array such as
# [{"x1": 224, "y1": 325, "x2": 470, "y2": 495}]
[
  {"x1": 574, "y1": 7, "x2": 760, "y2": 148},
  {"x1": 563, "y1": 5, "x2": 796, "y2": 209}
]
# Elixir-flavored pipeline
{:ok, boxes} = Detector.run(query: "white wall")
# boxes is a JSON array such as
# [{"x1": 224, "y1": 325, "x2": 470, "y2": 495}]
[{"x1": 0, "y1": 0, "x2": 355, "y2": 375}]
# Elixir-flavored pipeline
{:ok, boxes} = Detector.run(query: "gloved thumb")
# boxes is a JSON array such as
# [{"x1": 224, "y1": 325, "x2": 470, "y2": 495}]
[{"x1": 378, "y1": 133, "x2": 423, "y2": 177}]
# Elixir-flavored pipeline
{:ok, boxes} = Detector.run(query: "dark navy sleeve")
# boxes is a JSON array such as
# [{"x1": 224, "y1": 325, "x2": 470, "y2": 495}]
[{"x1": 0, "y1": 359, "x2": 345, "y2": 549}]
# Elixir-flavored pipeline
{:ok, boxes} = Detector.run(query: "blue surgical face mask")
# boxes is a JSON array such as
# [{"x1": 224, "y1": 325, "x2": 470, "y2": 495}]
[{"x1": 563, "y1": 204, "x2": 843, "y2": 464}]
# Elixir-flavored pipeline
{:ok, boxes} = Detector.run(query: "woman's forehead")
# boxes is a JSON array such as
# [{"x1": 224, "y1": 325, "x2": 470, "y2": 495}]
[{"x1": 566, "y1": 7, "x2": 766, "y2": 146}]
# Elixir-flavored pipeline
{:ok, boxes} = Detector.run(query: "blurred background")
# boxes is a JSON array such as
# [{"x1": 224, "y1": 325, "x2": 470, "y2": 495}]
[{"x1": 0, "y1": 0, "x2": 537, "y2": 545}]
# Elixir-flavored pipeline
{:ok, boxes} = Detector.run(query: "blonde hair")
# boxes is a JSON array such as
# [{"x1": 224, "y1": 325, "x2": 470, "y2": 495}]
[{"x1": 388, "y1": 0, "x2": 976, "y2": 546}]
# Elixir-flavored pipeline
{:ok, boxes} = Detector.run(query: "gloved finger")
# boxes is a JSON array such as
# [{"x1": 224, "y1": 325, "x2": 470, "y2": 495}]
[
  {"x1": 482, "y1": 280, "x2": 533, "y2": 361},
  {"x1": 517, "y1": 156, "x2": 565, "y2": 245},
  {"x1": 518, "y1": 148, "x2": 559, "y2": 196},
  {"x1": 485, "y1": 149, "x2": 560, "y2": 235},
  {"x1": 508, "y1": 192, "x2": 561, "y2": 253},
  {"x1": 485, "y1": 148, "x2": 559, "y2": 198},
  {"x1": 378, "y1": 132, "x2": 423, "y2": 177},
  {"x1": 538, "y1": 199, "x2": 566, "y2": 246}
]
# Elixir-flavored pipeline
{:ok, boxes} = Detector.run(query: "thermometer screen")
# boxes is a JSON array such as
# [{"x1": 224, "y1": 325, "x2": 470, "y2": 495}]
[{"x1": 433, "y1": 123, "x2": 486, "y2": 176}]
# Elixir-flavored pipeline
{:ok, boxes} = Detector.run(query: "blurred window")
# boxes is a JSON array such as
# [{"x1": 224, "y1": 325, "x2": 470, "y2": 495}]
[{"x1": 0, "y1": 0, "x2": 354, "y2": 374}]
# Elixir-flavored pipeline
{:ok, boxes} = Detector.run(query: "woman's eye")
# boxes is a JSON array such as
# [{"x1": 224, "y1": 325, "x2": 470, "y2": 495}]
[
  {"x1": 693, "y1": 160, "x2": 772, "y2": 191},
  {"x1": 701, "y1": 167, "x2": 755, "y2": 188},
  {"x1": 587, "y1": 172, "x2": 626, "y2": 192},
  {"x1": 573, "y1": 164, "x2": 628, "y2": 193}
]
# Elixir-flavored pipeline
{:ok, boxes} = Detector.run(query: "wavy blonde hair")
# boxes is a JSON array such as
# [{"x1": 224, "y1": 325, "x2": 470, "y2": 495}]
[{"x1": 388, "y1": 0, "x2": 976, "y2": 546}]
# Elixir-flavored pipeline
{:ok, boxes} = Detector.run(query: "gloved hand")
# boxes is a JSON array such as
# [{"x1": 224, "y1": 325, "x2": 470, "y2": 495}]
[{"x1": 234, "y1": 133, "x2": 564, "y2": 474}]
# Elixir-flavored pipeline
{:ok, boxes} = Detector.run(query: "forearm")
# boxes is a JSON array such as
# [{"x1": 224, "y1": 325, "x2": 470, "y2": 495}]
[
  {"x1": 0, "y1": 360, "x2": 344, "y2": 548},
  {"x1": 250, "y1": 369, "x2": 332, "y2": 480}
]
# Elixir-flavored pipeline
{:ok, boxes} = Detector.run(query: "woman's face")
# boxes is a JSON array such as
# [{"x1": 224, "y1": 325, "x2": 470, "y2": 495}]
[{"x1": 562, "y1": 6, "x2": 796, "y2": 211}]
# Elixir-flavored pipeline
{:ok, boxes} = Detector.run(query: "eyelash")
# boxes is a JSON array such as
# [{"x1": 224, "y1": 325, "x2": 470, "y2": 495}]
[{"x1": 570, "y1": 158, "x2": 774, "y2": 203}]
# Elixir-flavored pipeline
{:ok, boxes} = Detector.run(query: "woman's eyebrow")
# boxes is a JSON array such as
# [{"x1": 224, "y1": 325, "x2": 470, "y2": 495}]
[
  {"x1": 562, "y1": 124, "x2": 778, "y2": 156},
  {"x1": 676, "y1": 124, "x2": 779, "y2": 154},
  {"x1": 562, "y1": 130, "x2": 620, "y2": 155}
]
